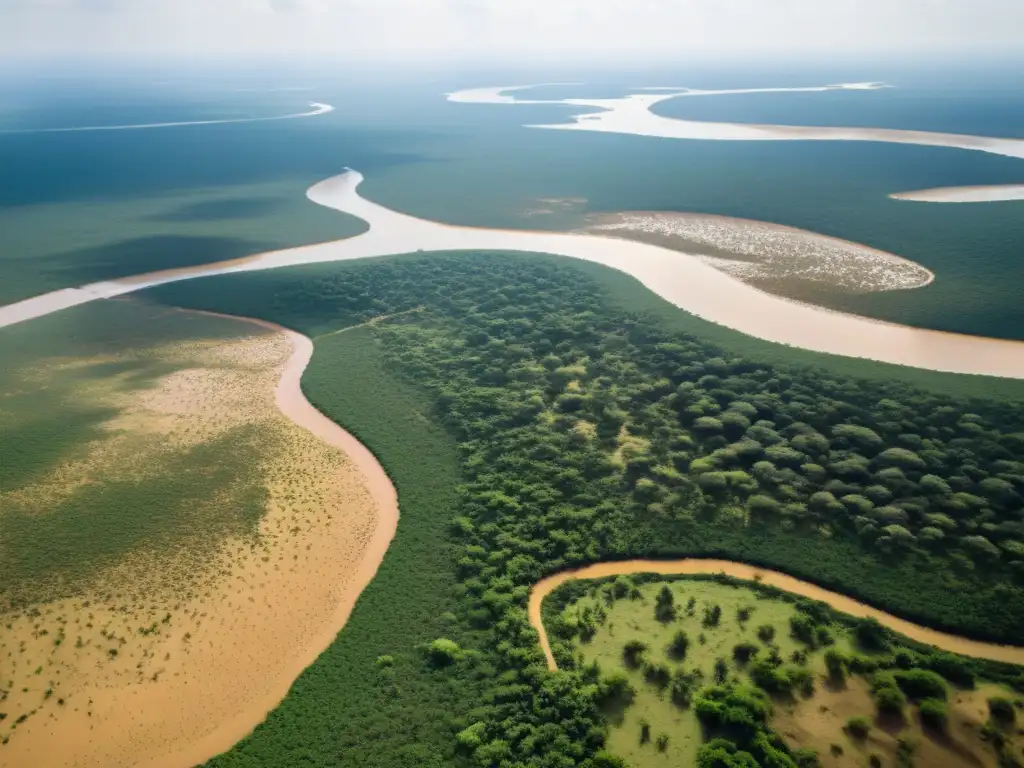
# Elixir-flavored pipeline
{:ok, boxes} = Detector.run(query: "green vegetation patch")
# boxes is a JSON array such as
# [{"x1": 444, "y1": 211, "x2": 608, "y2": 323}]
[{"x1": 145, "y1": 250, "x2": 1024, "y2": 766}]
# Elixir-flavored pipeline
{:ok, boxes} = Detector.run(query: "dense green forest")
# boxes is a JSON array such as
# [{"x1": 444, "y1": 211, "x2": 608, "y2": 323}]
[{"x1": 149, "y1": 251, "x2": 1024, "y2": 766}]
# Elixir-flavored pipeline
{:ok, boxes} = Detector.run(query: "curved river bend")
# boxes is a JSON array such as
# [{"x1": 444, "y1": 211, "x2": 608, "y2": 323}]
[
  {"x1": 528, "y1": 559, "x2": 1024, "y2": 672},
  {"x1": 4, "y1": 170, "x2": 1024, "y2": 378},
  {"x1": 139, "y1": 313, "x2": 400, "y2": 768}
]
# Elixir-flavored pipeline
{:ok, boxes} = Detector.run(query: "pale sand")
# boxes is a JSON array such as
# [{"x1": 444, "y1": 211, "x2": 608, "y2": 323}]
[
  {"x1": 1, "y1": 103, "x2": 334, "y2": 135},
  {"x1": 0, "y1": 312, "x2": 398, "y2": 768},
  {"x1": 444, "y1": 83, "x2": 1024, "y2": 161},
  {"x1": 532, "y1": 561, "x2": 1024, "y2": 671},
  {"x1": 528, "y1": 560, "x2": 1024, "y2": 672},
  {"x1": 583, "y1": 211, "x2": 934, "y2": 295},
  {"x1": 4, "y1": 169, "x2": 1024, "y2": 378},
  {"x1": 891, "y1": 184, "x2": 1024, "y2": 203}
]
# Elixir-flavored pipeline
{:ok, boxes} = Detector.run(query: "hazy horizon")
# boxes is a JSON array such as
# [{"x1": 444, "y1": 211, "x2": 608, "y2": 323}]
[{"x1": 2, "y1": 0, "x2": 1023, "y2": 66}]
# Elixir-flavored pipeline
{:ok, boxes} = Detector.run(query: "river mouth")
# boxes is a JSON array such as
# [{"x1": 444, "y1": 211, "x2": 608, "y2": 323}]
[{"x1": 529, "y1": 559, "x2": 1024, "y2": 670}]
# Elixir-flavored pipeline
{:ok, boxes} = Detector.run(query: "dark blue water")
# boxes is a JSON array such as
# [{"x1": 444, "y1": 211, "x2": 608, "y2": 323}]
[{"x1": 1, "y1": 63, "x2": 1022, "y2": 339}]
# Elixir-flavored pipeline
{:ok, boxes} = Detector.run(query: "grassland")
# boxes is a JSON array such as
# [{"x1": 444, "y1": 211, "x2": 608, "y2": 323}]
[
  {"x1": 0, "y1": 177, "x2": 366, "y2": 305},
  {"x1": 0, "y1": 299, "x2": 390, "y2": 762},
  {"x1": 547, "y1": 575, "x2": 1024, "y2": 768}
]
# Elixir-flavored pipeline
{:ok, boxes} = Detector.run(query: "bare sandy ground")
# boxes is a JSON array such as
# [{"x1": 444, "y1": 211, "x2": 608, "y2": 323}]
[
  {"x1": 0, "y1": 311, "x2": 398, "y2": 768},
  {"x1": 528, "y1": 560, "x2": 1024, "y2": 673},
  {"x1": 891, "y1": 184, "x2": 1024, "y2": 203},
  {"x1": 446, "y1": 83, "x2": 1024, "y2": 161},
  {"x1": 1, "y1": 103, "x2": 334, "y2": 135}
]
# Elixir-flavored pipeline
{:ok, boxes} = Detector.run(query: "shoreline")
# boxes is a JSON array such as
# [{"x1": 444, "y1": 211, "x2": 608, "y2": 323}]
[{"x1": 528, "y1": 560, "x2": 1024, "y2": 672}]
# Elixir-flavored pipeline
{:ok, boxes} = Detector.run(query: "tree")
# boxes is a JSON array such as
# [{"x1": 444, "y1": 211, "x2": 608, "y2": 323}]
[
  {"x1": 714, "y1": 657, "x2": 729, "y2": 684},
  {"x1": 655, "y1": 585, "x2": 676, "y2": 623},
  {"x1": 668, "y1": 630, "x2": 689, "y2": 660},
  {"x1": 427, "y1": 638, "x2": 461, "y2": 667},
  {"x1": 623, "y1": 640, "x2": 648, "y2": 668}
]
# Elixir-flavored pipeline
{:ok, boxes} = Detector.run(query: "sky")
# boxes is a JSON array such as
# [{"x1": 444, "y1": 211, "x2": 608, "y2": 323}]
[{"x1": 1, "y1": 0, "x2": 1022, "y2": 64}]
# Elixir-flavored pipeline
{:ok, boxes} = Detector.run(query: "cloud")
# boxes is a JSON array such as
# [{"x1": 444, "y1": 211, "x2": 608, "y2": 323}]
[{"x1": 2, "y1": 0, "x2": 1023, "y2": 62}]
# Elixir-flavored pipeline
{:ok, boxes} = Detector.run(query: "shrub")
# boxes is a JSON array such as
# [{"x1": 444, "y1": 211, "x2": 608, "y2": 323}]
[
  {"x1": 846, "y1": 716, "x2": 871, "y2": 739},
  {"x1": 988, "y1": 696, "x2": 1016, "y2": 724},
  {"x1": 655, "y1": 585, "x2": 677, "y2": 623},
  {"x1": 757, "y1": 624, "x2": 776, "y2": 643},
  {"x1": 599, "y1": 671, "x2": 636, "y2": 707},
  {"x1": 919, "y1": 698, "x2": 947, "y2": 731},
  {"x1": 824, "y1": 648, "x2": 848, "y2": 681},
  {"x1": 667, "y1": 629, "x2": 689, "y2": 660},
  {"x1": 623, "y1": 639, "x2": 648, "y2": 667},
  {"x1": 644, "y1": 662, "x2": 672, "y2": 689},
  {"x1": 427, "y1": 638, "x2": 461, "y2": 667},
  {"x1": 733, "y1": 642, "x2": 760, "y2": 663},
  {"x1": 874, "y1": 684, "x2": 906, "y2": 715},
  {"x1": 854, "y1": 617, "x2": 888, "y2": 651},
  {"x1": 375, "y1": 655, "x2": 395, "y2": 669},
  {"x1": 892, "y1": 669, "x2": 948, "y2": 701},
  {"x1": 655, "y1": 733, "x2": 670, "y2": 752}
]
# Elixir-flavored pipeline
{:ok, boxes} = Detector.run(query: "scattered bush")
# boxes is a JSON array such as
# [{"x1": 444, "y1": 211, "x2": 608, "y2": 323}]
[
  {"x1": 919, "y1": 698, "x2": 947, "y2": 731},
  {"x1": 846, "y1": 716, "x2": 871, "y2": 739},
  {"x1": 988, "y1": 695, "x2": 1016, "y2": 724},
  {"x1": 667, "y1": 629, "x2": 689, "y2": 660}
]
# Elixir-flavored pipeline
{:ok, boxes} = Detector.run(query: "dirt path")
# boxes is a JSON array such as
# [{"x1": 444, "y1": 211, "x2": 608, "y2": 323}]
[{"x1": 528, "y1": 560, "x2": 1024, "y2": 671}]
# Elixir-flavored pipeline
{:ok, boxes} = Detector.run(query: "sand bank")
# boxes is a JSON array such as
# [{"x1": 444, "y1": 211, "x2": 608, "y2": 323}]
[
  {"x1": 891, "y1": 184, "x2": 1024, "y2": 203},
  {"x1": 528, "y1": 560, "x2": 1024, "y2": 672},
  {"x1": 446, "y1": 83, "x2": 1024, "y2": 161},
  {"x1": 4, "y1": 169, "x2": 1024, "y2": 378},
  {"x1": 0, "y1": 312, "x2": 398, "y2": 768},
  {"x1": 583, "y1": 211, "x2": 933, "y2": 296},
  {"x1": 1, "y1": 102, "x2": 333, "y2": 134}
]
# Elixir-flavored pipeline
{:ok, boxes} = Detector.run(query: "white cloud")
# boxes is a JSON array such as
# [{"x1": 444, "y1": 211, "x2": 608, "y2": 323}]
[{"x1": 1, "y1": 0, "x2": 1022, "y2": 62}]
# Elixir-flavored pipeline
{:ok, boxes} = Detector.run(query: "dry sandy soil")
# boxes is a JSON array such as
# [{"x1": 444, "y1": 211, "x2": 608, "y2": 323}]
[{"x1": 0, "y1": 312, "x2": 389, "y2": 767}]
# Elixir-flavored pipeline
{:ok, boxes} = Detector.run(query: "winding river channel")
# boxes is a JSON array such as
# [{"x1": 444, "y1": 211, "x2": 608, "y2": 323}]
[
  {"x1": 528, "y1": 560, "x2": 1024, "y2": 672},
  {"x1": 4, "y1": 169, "x2": 1024, "y2": 377},
  {"x1": 140, "y1": 314, "x2": 399, "y2": 768}
]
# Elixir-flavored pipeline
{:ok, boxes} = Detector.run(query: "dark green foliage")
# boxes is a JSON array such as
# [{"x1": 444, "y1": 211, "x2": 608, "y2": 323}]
[
  {"x1": 667, "y1": 629, "x2": 690, "y2": 660},
  {"x1": 891, "y1": 668, "x2": 949, "y2": 701},
  {"x1": 623, "y1": 640, "x2": 648, "y2": 668},
  {"x1": 873, "y1": 673, "x2": 908, "y2": 715},
  {"x1": 854, "y1": 618, "x2": 889, "y2": 651},
  {"x1": 757, "y1": 624, "x2": 776, "y2": 643},
  {"x1": 988, "y1": 695, "x2": 1016, "y2": 723},
  {"x1": 655, "y1": 584, "x2": 677, "y2": 623},
  {"x1": 918, "y1": 697, "x2": 947, "y2": 730},
  {"x1": 733, "y1": 642, "x2": 760, "y2": 664},
  {"x1": 145, "y1": 252, "x2": 1024, "y2": 765},
  {"x1": 845, "y1": 716, "x2": 871, "y2": 739}
]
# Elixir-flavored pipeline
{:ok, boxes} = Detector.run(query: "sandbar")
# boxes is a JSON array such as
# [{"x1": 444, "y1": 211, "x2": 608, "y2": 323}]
[{"x1": 891, "y1": 184, "x2": 1024, "y2": 203}]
